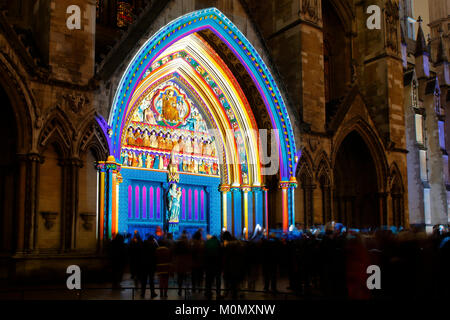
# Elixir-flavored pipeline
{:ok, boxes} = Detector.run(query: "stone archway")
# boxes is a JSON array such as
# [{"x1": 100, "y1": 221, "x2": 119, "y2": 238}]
[{"x1": 333, "y1": 131, "x2": 380, "y2": 229}]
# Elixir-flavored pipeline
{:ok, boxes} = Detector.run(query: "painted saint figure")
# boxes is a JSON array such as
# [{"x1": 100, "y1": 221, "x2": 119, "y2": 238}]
[
  {"x1": 167, "y1": 183, "x2": 182, "y2": 223},
  {"x1": 167, "y1": 152, "x2": 180, "y2": 183},
  {"x1": 161, "y1": 89, "x2": 180, "y2": 122}
]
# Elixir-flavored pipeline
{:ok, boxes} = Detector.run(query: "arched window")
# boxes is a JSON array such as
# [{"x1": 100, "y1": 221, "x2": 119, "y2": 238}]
[{"x1": 117, "y1": 0, "x2": 133, "y2": 28}]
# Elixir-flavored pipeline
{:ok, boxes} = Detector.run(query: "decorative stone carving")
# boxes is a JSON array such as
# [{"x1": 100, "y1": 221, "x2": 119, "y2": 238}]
[
  {"x1": 301, "y1": 0, "x2": 321, "y2": 23},
  {"x1": 80, "y1": 212, "x2": 96, "y2": 231},
  {"x1": 63, "y1": 93, "x2": 90, "y2": 113},
  {"x1": 308, "y1": 136, "x2": 320, "y2": 152},
  {"x1": 40, "y1": 211, "x2": 58, "y2": 230},
  {"x1": 385, "y1": 0, "x2": 400, "y2": 52}
]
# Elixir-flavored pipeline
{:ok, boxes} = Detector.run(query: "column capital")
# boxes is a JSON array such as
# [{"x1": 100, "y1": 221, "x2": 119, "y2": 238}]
[
  {"x1": 116, "y1": 172, "x2": 123, "y2": 184},
  {"x1": 59, "y1": 158, "x2": 83, "y2": 168},
  {"x1": 279, "y1": 181, "x2": 290, "y2": 189},
  {"x1": 17, "y1": 153, "x2": 43, "y2": 164},
  {"x1": 241, "y1": 185, "x2": 251, "y2": 193},
  {"x1": 97, "y1": 155, "x2": 122, "y2": 173},
  {"x1": 219, "y1": 184, "x2": 231, "y2": 192}
]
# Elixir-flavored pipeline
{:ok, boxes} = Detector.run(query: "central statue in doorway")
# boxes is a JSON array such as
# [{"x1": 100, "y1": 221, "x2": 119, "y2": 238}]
[{"x1": 167, "y1": 183, "x2": 182, "y2": 223}]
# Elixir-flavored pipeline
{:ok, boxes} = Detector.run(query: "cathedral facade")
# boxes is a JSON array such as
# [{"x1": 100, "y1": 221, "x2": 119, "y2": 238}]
[{"x1": 0, "y1": 0, "x2": 448, "y2": 281}]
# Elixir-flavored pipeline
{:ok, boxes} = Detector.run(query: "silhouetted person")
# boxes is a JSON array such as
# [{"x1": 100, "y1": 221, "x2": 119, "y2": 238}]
[
  {"x1": 109, "y1": 233, "x2": 127, "y2": 289},
  {"x1": 139, "y1": 235, "x2": 159, "y2": 299},
  {"x1": 223, "y1": 233, "x2": 245, "y2": 299},
  {"x1": 204, "y1": 235, "x2": 223, "y2": 299},
  {"x1": 156, "y1": 239, "x2": 172, "y2": 298},
  {"x1": 173, "y1": 231, "x2": 191, "y2": 296},
  {"x1": 262, "y1": 233, "x2": 279, "y2": 294},
  {"x1": 129, "y1": 230, "x2": 142, "y2": 282},
  {"x1": 191, "y1": 229, "x2": 205, "y2": 293}
]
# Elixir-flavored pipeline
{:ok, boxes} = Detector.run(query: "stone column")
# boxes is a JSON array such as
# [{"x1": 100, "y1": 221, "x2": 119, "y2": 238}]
[
  {"x1": 262, "y1": 186, "x2": 269, "y2": 234},
  {"x1": 60, "y1": 158, "x2": 83, "y2": 251},
  {"x1": 241, "y1": 185, "x2": 251, "y2": 239},
  {"x1": 219, "y1": 184, "x2": 230, "y2": 231},
  {"x1": 25, "y1": 153, "x2": 42, "y2": 252},
  {"x1": 96, "y1": 162, "x2": 106, "y2": 251},
  {"x1": 279, "y1": 181, "x2": 290, "y2": 233},
  {"x1": 15, "y1": 154, "x2": 28, "y2": 253}
]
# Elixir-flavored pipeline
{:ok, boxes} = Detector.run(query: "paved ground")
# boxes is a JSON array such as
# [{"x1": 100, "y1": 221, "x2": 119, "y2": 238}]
[{"x1": 0, "y1": 272, "x2": 303, "y2": 300}]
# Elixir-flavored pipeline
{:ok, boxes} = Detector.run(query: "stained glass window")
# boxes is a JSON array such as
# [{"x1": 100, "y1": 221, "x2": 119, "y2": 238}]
[{"x1": 117, "y1": 0, "x2": 134, "y2": 28}]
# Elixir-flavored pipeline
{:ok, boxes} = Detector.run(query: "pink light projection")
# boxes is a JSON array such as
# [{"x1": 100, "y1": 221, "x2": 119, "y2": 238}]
[
  {"x1": 135, "y1": 185, "x2": 140, "y2": 219},
  {"x1": 149, "y1": 186, "x2": 154, "y2": 219},
  {"x1": 128, "y1": 185, "x2": 132, "y2": 218},
  {"x1": 142, "y1": 186, "x2": 147, "y2": 219}
]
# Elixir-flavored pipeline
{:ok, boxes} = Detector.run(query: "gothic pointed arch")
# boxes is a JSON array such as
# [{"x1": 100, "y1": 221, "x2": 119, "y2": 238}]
[
  {"x1": 332, "y1": 116, "x2": 389, "y2": 193},
  {"x1": 76, "y1": 115, "x2": 110, "y2": 161},
  {"x1": 0, "y1": 51, "x2": 36, "y2": 153},
  {"x1": 315, "y1": 151, "x2": 332, "y2": 224},
  {"x1": 315, "y1": 151, "x2": 331, "y2": 181},
  {"x1": 101, "y1": 7, "x2": 299, "y2": 237},
  {"x1": 108, "y1": 8, "x2": 297, "y2": 183},
  {"x1": 38, "y1": 108, "x2": 73, "y2": 158},
  {"x1": 297, "y1": 149, "x2": 315, "y2": 227},
  {"x1": 389, "y1": 162, "x2": 405, "y2": 227}
]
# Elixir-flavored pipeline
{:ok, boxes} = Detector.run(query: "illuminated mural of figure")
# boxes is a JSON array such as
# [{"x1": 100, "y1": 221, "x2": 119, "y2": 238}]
[
  {"x1": 134, "y1": 128, "x2": 143, "y2": 147},
  {"x1": 193, "y1": 137, "x2": 201, "y2": 154},
  {"x1": 172, "y1": 136, "x2": 180, "y2": 153},
  {"x1": 184, "y1": 136, "x2": 193, "y2": 154},
  {"x1": 182, "y1": 158, "x2": 189, "y2": 172},
  {"x1": 198, "y1": 160, "x2": 204, "y2": 174},
  {"x1": 138, "y1": 153, "x2": 143, "y2": 167},
  {"x1": 163, "y1": 155, "x2": 170, "y2": 169},
  {"x1": 145, "y1": 154, "x2": 152, "y2": 168},
  {"x1": 157, "y1": 132, "x2": 165, "y2": 149},
  {"x1": 210, "y1": 141, "x2": 216, "y2": 157},
  {"x1": 193, "y1": 111, "x2": 202, "y2": 132},
  {"x1": 193, "y1": 158, "x2": 199, "y2": 173},
  {"x1": 132, "y1": 112, "x2": 140, "y2": 122},
  {"x1": 204, "y1": 140, "x2": 212, "y2": 156},
  {"x1": 153, "y1": 155, "x2": 160, "y2": 169},
  {"x1": 158, "y1": 155, "x2": 165, "y2": 170},
  {"x1": 188, "y1": 159, "x2": 195, "y2": 173},
  {"x1": 142, "y1": 129, "x2": 150, "y2": 147},
  {"x1": 127, "y1": 151, "x2": 133, "y2": 166},
  {"x1": 177, "y1": 96, "x2": 188, "y2": 120},
  {"x1": 177, "y1": 136, "x2": 184, "y2": 154},
  {"x1": 131, "y1": 152, "x2": 139, "y2": 167},
  {"x1": 150, "y1": 131, "x2": 158, "y2": 148},
  {"x1": 126, "y1": 127, "x2": 135, "y2": 146},
  {"x1": 121, "y1": 151, "x2": 129, "y2": 165},
  {"x1": 201, "y1": 138, "x2": 206, "y2": 155},
  {"x1": 165, "y1": 133, "x2": 173, "y2": 151},
  {"x1": 198, "y1": 119, "x2": 207, "y2": 132},
  {"x1": 161, "y1": 89, "x2": 180, "y2": 122},
  {"x1": 167, "y1": 153, "x2": 180, "y2": 183},
  {"x1": 205, "y1": 161, "x2": 211, "y2": 175},
  {"x1": 167, "y1": 183, "x2": 182, "y2": 223},
  {"x1": 143, "y1": 106, "x2": 157, "y2": 124},
  {"x1": 212, "y1": 162, "x2": 218, "y2": 175}
]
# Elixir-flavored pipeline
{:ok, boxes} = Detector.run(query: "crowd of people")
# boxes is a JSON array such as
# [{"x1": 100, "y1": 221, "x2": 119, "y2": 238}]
[{"x1": 106, "y1": 223, "x2": 450, "y2": 300}]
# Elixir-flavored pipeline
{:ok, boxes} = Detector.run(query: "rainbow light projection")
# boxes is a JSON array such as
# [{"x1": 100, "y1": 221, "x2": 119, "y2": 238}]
[{"x1": 104, "y1": 8, "x2": 298, "y2": 238}]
